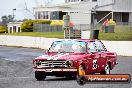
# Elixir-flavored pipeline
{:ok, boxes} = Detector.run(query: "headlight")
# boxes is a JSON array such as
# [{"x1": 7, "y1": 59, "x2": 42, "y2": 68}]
[
  {"x1": 33, "y1": 60, "x2": 37, "y2": 67},
  {"x1": 65, "y1": 60, "x2": 73, "y2": 68},
  {"x1": 36, "y1": 60, "x2": 42, "y2": 66}
]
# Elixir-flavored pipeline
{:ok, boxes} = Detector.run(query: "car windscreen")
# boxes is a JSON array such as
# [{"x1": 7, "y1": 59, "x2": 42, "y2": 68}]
[{"x1": 48, "y1": 41, "x2": 87, "y2": 53}]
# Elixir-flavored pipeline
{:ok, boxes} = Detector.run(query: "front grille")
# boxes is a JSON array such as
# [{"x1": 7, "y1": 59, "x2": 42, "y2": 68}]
[{"x1": 37, "y1": 60, "x2": 67, "y2": 68}]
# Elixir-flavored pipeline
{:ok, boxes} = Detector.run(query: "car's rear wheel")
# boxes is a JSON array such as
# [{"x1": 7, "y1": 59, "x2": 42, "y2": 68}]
[
  {"x1": 35, "y1": 71, "x2": 46, "y2": 80},
  {"x1": 101, "y1": 63, "x2": 110, "y2": 74}
]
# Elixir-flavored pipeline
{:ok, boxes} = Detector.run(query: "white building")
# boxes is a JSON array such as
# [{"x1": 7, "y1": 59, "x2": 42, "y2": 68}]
[
  {"x1": 33, "y1": 0, "x2": 132, "y2": 25},
  {"x1": 7, "y1": 22, "x2": 23, "y2": 33}
]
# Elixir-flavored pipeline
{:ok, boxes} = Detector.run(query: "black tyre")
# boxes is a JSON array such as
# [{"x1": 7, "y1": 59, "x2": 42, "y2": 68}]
[
  {"x1": 35, "y1": 71, "x2": 46, "y2": 81},
  {"x1": 77, "y1": 76, "x2": 87, "y2": 85},
  {"x1": 101, "y1": 63, "x2": 110, "y2": 74}
]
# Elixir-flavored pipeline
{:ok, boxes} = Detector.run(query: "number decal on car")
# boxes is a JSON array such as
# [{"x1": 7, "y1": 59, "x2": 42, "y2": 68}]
[{"x1": 93, "y1": 60, "x2": 98, "y2": 70}]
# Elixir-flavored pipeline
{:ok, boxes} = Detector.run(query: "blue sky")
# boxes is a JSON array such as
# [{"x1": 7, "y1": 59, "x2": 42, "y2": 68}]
[{"x1": 0, "y1": 0, "x2": 65, "y2": 21}]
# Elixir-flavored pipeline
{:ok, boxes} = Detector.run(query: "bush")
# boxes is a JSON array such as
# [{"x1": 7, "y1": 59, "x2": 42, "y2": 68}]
[
  {"x1": 50, "y1": 20, "x2": 63, "y2": 26},
  {"x1": 21, "y1": 20, "x2": 33, "y2": 32},
  {"x1": 0, "y1": 26, "x2": 7, "y2": 33},
  {"x1": 33, "y1": 20, "x2": 51, "y2": 24},
  {"x1": 21, "y1": 20, "x2": 51, "y2": 32}
]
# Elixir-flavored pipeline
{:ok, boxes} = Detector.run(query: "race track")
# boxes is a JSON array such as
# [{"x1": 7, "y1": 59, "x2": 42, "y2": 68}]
[{"x1": 0, "y1": 46, "x2": 132, "y2": 88}]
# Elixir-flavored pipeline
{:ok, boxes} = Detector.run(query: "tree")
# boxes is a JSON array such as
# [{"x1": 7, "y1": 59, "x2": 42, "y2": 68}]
[
  {"x1": 21, "y1": 20, "x2": 33, "y2": 32},
  {"x1": 23, "y1": 19, "x2": 29, "y2": 21},
  {"x1": 1, "y1": 15, "x2": 14, "y2": 26},
  {"x1": 1, "y1": 16, "x2": 8, "y2": 26},
  {"x1": 8, "y1": 15, "x2": 14, "y2": 22}
]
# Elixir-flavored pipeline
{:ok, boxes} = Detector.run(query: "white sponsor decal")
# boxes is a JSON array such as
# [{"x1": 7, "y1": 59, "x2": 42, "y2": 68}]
[
  {"x1": 35, "y1": 55, "x2": 48, "y2": 59},
  {"x1": 53, "y1": 53, "x2": 69, "y2": 60},
  {"x1": 36, "y1": 53, "x2": 69, "y2": 60},
  {"x1": 93, "y1": 59, "x2": 98, "y2": 70},
  {"x1": 47, "y1": 54, "x2": 59, "y2": 60}
]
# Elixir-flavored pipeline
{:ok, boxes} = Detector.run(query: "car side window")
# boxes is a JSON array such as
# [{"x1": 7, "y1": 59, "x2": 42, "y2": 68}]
[
  {"x1": 88, "y1": 42, "x2": 96, "y2": 53},
  {"x1": 95, "y1": 41, "x2": 106, "y2": 52}
]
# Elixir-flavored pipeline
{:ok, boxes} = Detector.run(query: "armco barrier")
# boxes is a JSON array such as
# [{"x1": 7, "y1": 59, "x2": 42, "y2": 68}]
[
  {"x1": 102, "y1": 41, "x2": 132, "y2": 56},
  {"x1": 0, "y1": 35, "x2": 131, "y2": 56},
  {"x1": 0, "y1": 35, "x2": 60, "y2": 49}
]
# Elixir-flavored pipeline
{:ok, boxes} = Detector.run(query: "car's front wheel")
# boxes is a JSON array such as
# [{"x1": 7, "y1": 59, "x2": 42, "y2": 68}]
[
  {"x1": 35, "y1": 71, "x2": 46, "y2": 81},
  {"x1": 101, "y1": 63, "x2": 110, "y2": 74},
  {"x1": 77, "y1": 76, "x2": 87, "y2": 85}
]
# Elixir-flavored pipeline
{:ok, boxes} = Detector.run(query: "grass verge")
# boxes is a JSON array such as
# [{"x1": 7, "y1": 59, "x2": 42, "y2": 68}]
[
  {"x1": 1, "y1": 29, "x2": 132, "y2": 41},
  {"x1": 2, "y1": 32, "x2": 64, "y2": 39},
  {"x1": 99, "y1": 27, "x2": 132, "y2": 41},
  {"x1": 99, "y1": 31, "x2": 132, "y2": 41}
]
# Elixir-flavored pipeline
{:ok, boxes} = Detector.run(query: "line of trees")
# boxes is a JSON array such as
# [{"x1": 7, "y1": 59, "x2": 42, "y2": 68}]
[
  {"x1": 1, "y1": 15, "x2": 14, "y2": 26},
  {"x1": 0, "y1": 15, "x2": 29, "y2": 33},
  {"x1": 0, "y1": 15, "x2": 14, "y2": 33}
]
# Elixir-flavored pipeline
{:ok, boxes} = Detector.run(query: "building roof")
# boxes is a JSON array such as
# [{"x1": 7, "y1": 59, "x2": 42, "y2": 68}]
[{"x1": 7, "y1": 22, "x2": 23, "y2": 27}]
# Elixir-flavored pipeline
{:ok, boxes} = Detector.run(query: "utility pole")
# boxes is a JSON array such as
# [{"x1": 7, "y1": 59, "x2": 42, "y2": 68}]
[
  {"x1": 63, "y1": 13, "x2": 70, "y2": 39},
  {"x1": 12, "y1": 8, "x2": 16, "y2": 33},
  {"x1": 91, "y1": 6, "x2": 99, "y2": 39},
  {"x1": 112, "y1": 11, "x2": 114, "y2": 20},
  {"x1": 13, "y1": 8, "x2": 16, "y2": 21}
]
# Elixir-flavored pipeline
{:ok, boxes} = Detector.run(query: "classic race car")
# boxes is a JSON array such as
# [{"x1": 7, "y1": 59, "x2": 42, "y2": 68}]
[{"x1": 33, "y1": 39, "x2": 117, "y2": 80}]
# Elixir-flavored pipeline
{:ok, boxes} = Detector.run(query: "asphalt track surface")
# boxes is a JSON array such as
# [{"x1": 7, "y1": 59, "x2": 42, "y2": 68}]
[{"x1": 0, "y1": 46, "x2": 132, "y2": 88}]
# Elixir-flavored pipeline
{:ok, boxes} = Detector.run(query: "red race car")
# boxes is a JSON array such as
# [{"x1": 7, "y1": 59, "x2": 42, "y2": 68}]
[{"x1": 33, "y1": 39, "x2": 118, "y2": 80}]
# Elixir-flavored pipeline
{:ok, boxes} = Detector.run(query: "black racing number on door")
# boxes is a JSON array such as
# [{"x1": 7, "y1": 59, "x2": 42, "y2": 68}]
[{"x1": 92, "y1": 60, "x2": 97, "y2": 70}]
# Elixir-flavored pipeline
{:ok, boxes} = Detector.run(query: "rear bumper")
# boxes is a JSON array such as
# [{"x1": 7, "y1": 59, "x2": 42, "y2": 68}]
[{"x1": 34, "y1": 68, "x2": 78, "y2": 76}]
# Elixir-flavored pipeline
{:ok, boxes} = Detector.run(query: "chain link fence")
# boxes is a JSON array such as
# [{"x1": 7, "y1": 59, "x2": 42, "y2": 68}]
[
  {"x1": 96, "y1": 22, "x2": 132, "y2": 32},
  {"x1": 33, "y1": 24, "x2": 63, "y2": 32},
  {"x1": 115, "y1": 22, "x2": 132, "y2": 32},
  {"x1": 33, "y1": 23, "x2": 92, "y2": 32},
  {"x1": 33, "y1": 22, "x2": 132, "y2": 33}
]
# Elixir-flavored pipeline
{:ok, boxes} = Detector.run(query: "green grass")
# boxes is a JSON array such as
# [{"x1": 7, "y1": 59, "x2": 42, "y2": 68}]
[
  {"x1": 1, "y1": 26, "x2": 132, "y2": 40},
  {"x1": 99, "y1": 31, "x2": 132, "y2": 41},
  {"x1": 2, "y1": 32, "x2": 64, "y2": 39},
  {"x1": 99, "y1": 26, "x2": 132, "y2": 41}
]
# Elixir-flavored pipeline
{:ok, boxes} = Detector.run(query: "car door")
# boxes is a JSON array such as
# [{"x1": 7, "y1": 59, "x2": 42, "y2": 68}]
[
  {"x1": 86, "y1": 41, "x2": 99, "y2": 74},
  {"x1": 99, "y1": 41, "x2": 117, "y2": 69},
  {"x1": 94, "y1": 40, "x2": 108, "y2": 72}
]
